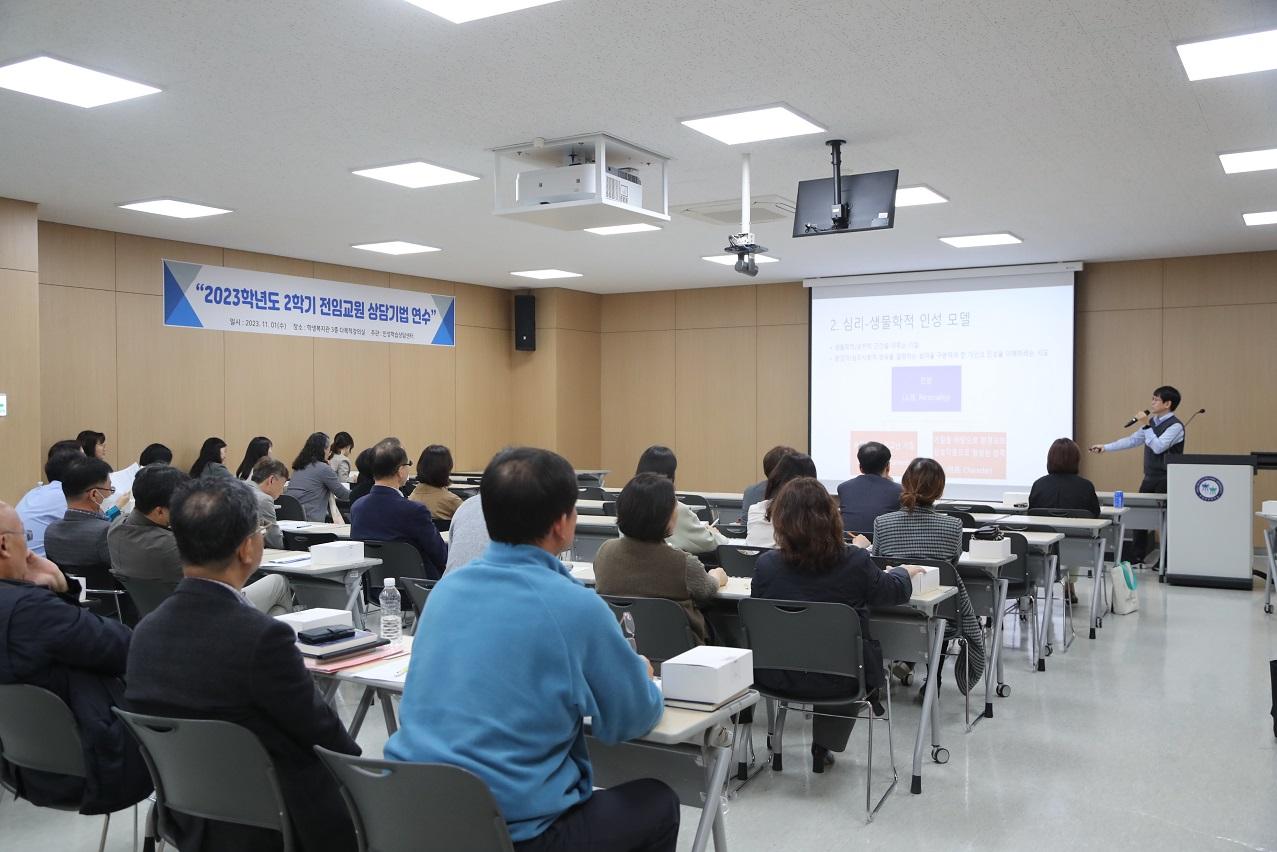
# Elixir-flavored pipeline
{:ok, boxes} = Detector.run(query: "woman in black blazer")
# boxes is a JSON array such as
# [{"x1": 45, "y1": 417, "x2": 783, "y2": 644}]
[
  {"x1": 751, "y1": 477, "x2": 920, "y2": 773},
  {"x1": 1029, "y1": 438, "x2": 1101, "y2": 602}
]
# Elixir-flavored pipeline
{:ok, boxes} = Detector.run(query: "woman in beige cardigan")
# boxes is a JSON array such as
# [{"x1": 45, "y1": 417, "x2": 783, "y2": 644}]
[{"x1": 594, "y1": 473, "x2": 728, "y2": 644}]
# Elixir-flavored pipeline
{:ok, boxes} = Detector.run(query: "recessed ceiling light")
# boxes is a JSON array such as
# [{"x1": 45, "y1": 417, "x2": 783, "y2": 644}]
[
  {"x1": 353, "y1": 160, "x2": 479, "y2": 189},
  {"x1": 1177, "y1": 28, "x2": 1277, "y2": 81},
  {"x1": 401, "y1": 0, "x2": 562, "y2": 23},
  {"x1": 352, "y1": 241, "x2": 441, "y2": 255},
  {"x1": 681, "y1": 105, "x2": 825, "y2": 145},
  {"x1": 1243, "y1": 210, "x2": 1277, "y2": 226},
  {"x1": 895, "y1": 185, "x2": 949, "y2": 206},
  {"x1": 0, "y1": 56, "x2": 160, "y2": 108},
  {"x1": 701, "y1": 254, "x2": 780, "y2": 265},
  {"x1": 940, "y1": 233, "x2": 1021, "y2": 248},
  {"x1": 119, "y1": 199, "x2": 231, "y2": 219},
  {"x1": 584, "y1": 223, "x2": 662, "y2": 235},
  {"x1": 511, "y1": 269, "x2": 582, "y2": 279},
  {"x1": 1219, "y1": 148, "x2": 1277, "y2": 174}
]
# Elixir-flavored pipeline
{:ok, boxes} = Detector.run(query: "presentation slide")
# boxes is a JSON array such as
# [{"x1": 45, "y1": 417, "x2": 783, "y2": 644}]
[{"x1": 809, "y1": 269, "x2": 1075, "y2": 498}]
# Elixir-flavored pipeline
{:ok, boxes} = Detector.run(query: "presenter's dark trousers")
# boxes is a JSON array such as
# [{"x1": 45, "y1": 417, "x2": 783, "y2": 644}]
[
  {"x1": 514, "y1": 779, "x2": 680, "y2": 852},
  {"x1": 1131, "y1": 477, "x2": 1167, "y2": 562}
]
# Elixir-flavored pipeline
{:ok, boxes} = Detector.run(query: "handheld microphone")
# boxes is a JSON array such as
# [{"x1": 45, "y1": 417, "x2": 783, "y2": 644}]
[{"x1": 1123, "y1": 410, "x2": 1149, "y2": 428}]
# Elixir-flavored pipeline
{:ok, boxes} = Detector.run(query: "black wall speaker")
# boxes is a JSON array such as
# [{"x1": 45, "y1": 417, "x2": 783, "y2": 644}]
[{"x1": 514, "y1": 294, "x2": 536, "y2": 351}]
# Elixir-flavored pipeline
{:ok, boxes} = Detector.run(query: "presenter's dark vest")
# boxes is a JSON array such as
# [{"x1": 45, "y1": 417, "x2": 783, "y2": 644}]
[{"x1": 1142, "y1": 414, "x2": 1185, "y2": 480}]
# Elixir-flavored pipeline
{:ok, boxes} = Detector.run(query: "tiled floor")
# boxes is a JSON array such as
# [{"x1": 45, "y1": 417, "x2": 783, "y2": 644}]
[{"x1": 4, "y1": 572, "x2": 1276, "y2": 851}]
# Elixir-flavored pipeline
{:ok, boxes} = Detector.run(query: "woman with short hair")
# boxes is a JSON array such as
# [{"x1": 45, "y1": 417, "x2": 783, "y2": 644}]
[
  {"x1": 1030, "y1": 437, "x2": 1100, "y2": 602},
  {"x1": 284, "y1": 432, "x2": 351, "y2": 522},
  {"x1": 745, "y1": 451, "x2": 817, "y2": 547},
  {"x1": 409, "y1": 445, "x2": 463, "y2": 521}
]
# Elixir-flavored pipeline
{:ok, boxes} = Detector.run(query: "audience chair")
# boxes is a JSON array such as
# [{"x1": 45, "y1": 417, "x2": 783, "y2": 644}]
[
  {"x1": 273, "y1": 495, "x2": 305, "y2": 522},
  {"x1": 600, "y1": 595, "x2": 699, "y2": 672},
  {"x1": 398, "y1": 478, "x2": 417, "y2": 499},
  {"x1": 401, "y1": 577, "x2": 437, "y2": 628},
  {"x1": 717, "y1": 523, "x2": 747, "y2": 539},
  {"x1": 0, "y1": 684, "x2": 139, "y2": 852},
  {"x1": 432, "y1": 517, "x2": 451, "y2": 533},
  {"x1": 314, "y1": 747, "x2": 514, "y2": 852},
  {"x1": 601, "y1": 501, "x2": 617, "y2": 517},
  {"x1": 448, "y1": 486, "x2": 479, "y2": 501},
  {"x1": 282, "y1": 530, "x2": 339, "y2": 551},
  {"x1": 1026, "y1": 508, "x2": 1094, "y2": 519},
  {"x1": 944, "y1": 503, "x2": 998, "y2": 514},
  {"x1": 737, "y1": 598, "x2": 897, "y2": 822},
  {"x1": 717, "y1": 544, "x2": 771, "y2": 577},
  {"x1": 61, "y1": 562, "x2": 132, "y2": 624},
  {"x1": 111, "y1": 572, "x2": 179, "y2": 620},
  {"x1": 576, "y1": 486, "x2": 610, "y2": 501},
  {"x1": 1000, "y1": 522, "x2": 1074, "y2": 651},
  {"x1": 114, "y1": 709, "x2": 296, "y2": 852},
  {"x1": 936, "y1": 509, "x2": 977, "y2": 528}
]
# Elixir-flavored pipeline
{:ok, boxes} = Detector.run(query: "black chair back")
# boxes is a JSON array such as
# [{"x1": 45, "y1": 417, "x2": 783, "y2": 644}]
[
  {"x1": 399, "y1": 478, "x2": 418, "y2": 499},
  {"x1": 62, "y1": 562, "x2": 134, "y2": 623},
  {"x1": 273, "y1": 495, "x2": 305, "y2": 522},
  {"x1": 402, "y1": 577, "x2": 437, "y2": 619},
  {"x1": 112, "y1": 572, "x2": 179, "y2": 619},
  {"x1": 937, "y1": 509, "x2": 976, "y2": 528},
  {"x1": 576, "y1": 486, "x2": 609, "y2": 501},
  {"x1": 600, "y1": 596, "x2": 698, "y2": 668},
  {"x1": 738, "y1": 599, "x2": 865, "y2": 700},
  {"x1": 944, "y1": 503, "x2": 998, "y2": 514},
  {"x1": 0, "y1": 684, "x2": 87, "y2": 779},
  {"x1": 361, "y1": 540, "x2": 434, "y2": 588},
  {"x1": 870, "y1": 556, "x2": 959, "y2": 621},
  {"x1": 716, "y1": 543, "x2": 770, "y2": 577},
  {"x1": 448, "y1": 487, "x2": 478, "y2": 501},
  {"x1": 716, "y1": 523, "x2": 747, "y2": 539},
  {"x1": 1026, "y1": 507, "x2": 1094, "y2": 519},
  {"x1": 601, "y1": 501, "x2": 617, "y2": 517},
  {"x1": 315, "y1": 748, "x2": 515, "y2": 852},
  {"x1": 283, "y1": 531, "x2": 339, "y2": 552},
  {"x1": 113, "y1": 710, "x2": 295, "y2": 849},
  {"x1": 432, "y1": 517, "x2": 451, "y2": 533}
]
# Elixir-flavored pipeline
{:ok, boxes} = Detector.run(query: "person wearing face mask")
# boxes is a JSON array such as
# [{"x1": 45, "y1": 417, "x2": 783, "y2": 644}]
[{"x1": 44, "y1": 456, "x2": 116, "y2": 570}]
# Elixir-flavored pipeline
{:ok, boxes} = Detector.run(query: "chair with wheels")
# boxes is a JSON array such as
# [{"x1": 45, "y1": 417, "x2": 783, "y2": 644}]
[
  {"x1": 114, "y1": 709, "x2": 297, "y2": 852},
  {"x1": 273, "y1": 495, "x2": 305, "y2": 522},
  {"x1": 314, "y1": 748, "x2": 514, "y2": 852},
  {"x1": 738, "y1": 598, "x2": 897, "y2": 822},
  {"x1": 716, "y1": 543, "x2": 771, "y2": 577},
  {"x1": 0, "y1": 684, "x2": 143, "y2": 852}
]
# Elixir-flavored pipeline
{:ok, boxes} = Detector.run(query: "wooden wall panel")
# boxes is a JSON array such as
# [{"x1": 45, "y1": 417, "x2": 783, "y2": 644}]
[
  {"x1": 600, "y1": 330, "x2": 676, "y2": 480},
  {"x1": 510, "y1": 331, "x2": 559, "y2": 450},
  {"x1": 1163, "y1": 252, "x2": 1277, "y2": 308},
  {"x1": 0, "y1": 269, "x2": 42, "y2": 502},
  {"x1": 116, "y1": 234, "x2": 223, "y2": 296},
  {"x1": 115, "y1": 292, "x2": 226, "y2": 472},
  {"x1": 224, "y1": 249, "x2": 313, "y2": 278},
  {"x1": 312, "y1": 339, "x2": 391, "y2": 457},
  {"x1": 0, "y1": 198, "x2": 38, "y2": 272},
  {"x1": 38, "y1": 285, "x2": 119, "y2": 466},
  {"x1": 1077, "y1": 260, "x2": 1163, "y2": 313},
  {"x1": 758, "y1": 282, "x2": 808, "y2": 326},
  {"x1": 676, "y1": 285, "x2": 757, "y2": 329},
  {"x1": 224, "y1": 331, "x2": 315, "y2": 468},
  {"x1": 756, "y1": 324, "x2": 810, "y2": 465},
  {"x1": 601, "y1": 290, "x2": 675, "y2": 332},
  {"x1": 545, "y1": 288, "x2": 602, "y2": 332},
  {"x1": 675, "y1": 327, "x2": 758, "y2": 492},
  {"x1": 315, "y1": 263, "x2": 389, "y2": 287},
  {"x1": 389, "y1": 274, "x2": 455, "y2": 297},
  {"x1": 556, "y1": 329, "x2": 601, "y2": 468},
  {"x1": 455, "y1": 282, "x2": 511, "y2": 330},
  {"x1": 454, "y1": 325, "x2": 512, "y2": 469},
  {"x1": 38, "y1": 223, "x2": 115, "y2": 290},
  {"x1": 1075, "y1": 308, "x2": 1163, "y2": 490},
  {"x1": 389, "y1": 340, "x2": 457, "y2": 459}
]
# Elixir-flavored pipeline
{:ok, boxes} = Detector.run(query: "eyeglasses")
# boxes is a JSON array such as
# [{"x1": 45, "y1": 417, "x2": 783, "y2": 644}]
[
  {"x1": 255, "y1": 521, "x2": 273, "y2": 537},
  {"x1": 93, "y1": 485, "x2": 117, "y2": 496},
  {"x1": 400, "y1": 461, "x2": 414, "y2": 468}
]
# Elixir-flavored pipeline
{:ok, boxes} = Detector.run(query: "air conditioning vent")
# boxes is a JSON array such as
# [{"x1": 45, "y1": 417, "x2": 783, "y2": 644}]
[{"x1": 676, "y1": 195, "x2": 796, "y2": 227}]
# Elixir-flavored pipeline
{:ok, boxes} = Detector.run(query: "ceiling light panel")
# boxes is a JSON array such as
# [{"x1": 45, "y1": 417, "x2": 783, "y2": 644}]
[
  {"x1": 352, "y1": 241, "x2": 441, "y2": 255},
  {"x1": 0, "y1": 56, "x2": 160, "y2": 108},
  {"x1": 119, "y1": 199, "x2": 230, "y2": 218},
  {"x1": 701, "y1": 254, "x2": 779, "y2": 265},
  {"x1": 401, "y1": 0, "x2": 562, "y2": 23},
  {"x1": 1177, "y1": 28, "x2": 1277, "y2": 81},
  {"x1": 353, "y1": 161, "x2": 479, "y2": 188},
  {"x1": 1243, "y1": 211, "x2": 1277, "y2": 226},
  {"x1": 895, "y1": 186, "x2": 949, "y2": 206},
  {"x1": 584, "y1": 224, "x2": 662, "y2": 235},
  {"x1": 681, "y1": 105, "x2": 825, "y2": 145},
  {"x1": 1219, "y1": 148, "x2": 1277, "y2": 174},
  {"x1": 511, "y1": 269, "x2": 581, "y2": 279},
  {"x1": 940, "y1": 233, "x2": 1021, "y2": 248}
]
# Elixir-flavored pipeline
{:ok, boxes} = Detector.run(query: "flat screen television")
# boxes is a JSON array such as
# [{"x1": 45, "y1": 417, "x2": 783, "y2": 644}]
[{"x1": 792, "y1": 168, "x2": 899, "y2": 238}]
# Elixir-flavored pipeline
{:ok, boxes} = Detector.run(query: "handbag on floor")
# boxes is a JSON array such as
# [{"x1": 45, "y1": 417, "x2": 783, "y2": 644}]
[{"x1": 1107, "y1": 560, "x2": 1139, "y2": 615}]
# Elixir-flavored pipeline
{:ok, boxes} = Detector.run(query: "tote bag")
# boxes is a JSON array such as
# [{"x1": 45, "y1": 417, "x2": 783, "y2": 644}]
[{"x1": 1108, "y1": 560, "x2": 1138, "y2": 615}]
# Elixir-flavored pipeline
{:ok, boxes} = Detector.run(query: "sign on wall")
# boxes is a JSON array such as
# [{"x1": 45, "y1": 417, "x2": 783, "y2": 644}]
[{"x1": 162, "y1": 260, "x2": 455, "y2": 347}]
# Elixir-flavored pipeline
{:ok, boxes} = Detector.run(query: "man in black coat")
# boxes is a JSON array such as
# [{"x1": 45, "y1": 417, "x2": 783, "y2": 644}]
[
  {"x1": 125, "y1": 476, "x2": 360, "y2": 852},
  {"x1": 0, "y1": 500, "x2": 152, "y2": 814}
]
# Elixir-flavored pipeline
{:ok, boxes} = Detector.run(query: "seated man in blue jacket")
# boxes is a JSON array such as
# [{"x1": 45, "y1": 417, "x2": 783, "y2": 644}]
[
  {"x1": 349, "y1": 439, "x2": 447, "y2": 579},
  {"x1": 385, "y1": 447, "x2": 676, "y2": 851}
]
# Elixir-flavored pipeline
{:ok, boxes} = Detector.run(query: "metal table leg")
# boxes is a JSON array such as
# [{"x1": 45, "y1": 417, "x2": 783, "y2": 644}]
[
  {"x1": 1263, "y1": 526, "x2": 1275, "y2": 615},
  {"x1": 343, "y1": 569, "x2": 365, "y2": 629},
  {"x1": 1158, "y1": 507, "x2": 1168, "y2": 583},
  {"x1": 1088, "y1": 538, "x2": 1105, "y2": 639},
  {"x1": 970, "y1": 578, "x2": 1008, "y2": 728},
  {"x1": 1037, "y1": 555, "x2": 1056, "y2": 668},
  {"x1": 1113, "y1": 518, "x2": 1125, "y2": 567},
  {"x1": 346, "y1": 686, "x2": 376, "y2": 738},
  {"x1": 692, "y1": 740, "x2": 733, "y2": 852},
  {"x1": 379, "y1": 689, "x2": 398, "y2": 736},
  {"x1": 910, "y1": 618, "x2": 947, "y2": 794}
]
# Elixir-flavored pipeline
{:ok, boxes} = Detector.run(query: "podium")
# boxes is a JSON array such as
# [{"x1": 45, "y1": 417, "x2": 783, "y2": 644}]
[{"x1": 1166, "y1": 454, "x2": 1255, "y2": 589}]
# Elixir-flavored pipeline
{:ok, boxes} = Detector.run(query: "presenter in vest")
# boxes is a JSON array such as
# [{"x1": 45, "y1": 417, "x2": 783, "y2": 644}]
[{"x1": 1088, "y1": 385, "x2": 1186, "y2": 493}]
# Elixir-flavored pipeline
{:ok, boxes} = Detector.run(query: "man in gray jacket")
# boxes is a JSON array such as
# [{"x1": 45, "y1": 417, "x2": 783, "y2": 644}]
[{"x1": 249, "y1": 458, "x2": 289, "y2": 550}]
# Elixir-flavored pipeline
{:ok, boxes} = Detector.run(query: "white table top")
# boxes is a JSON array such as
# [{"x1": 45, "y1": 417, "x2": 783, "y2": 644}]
[
  {"x1": 939, "y1": 499, "x2": 1127, "y2": 519},
  {"x1": 1256, "y1": 512, "x2": 1277, "y2": 524},
  {"x1": 260, "y1": 548, "x2": 381, "y2": 576},
  {"x1": 969, "y1": 513, "x2": 1111, "y2": 535},
  {"x1": 277, "y1": 520, "x2": 352, "y2": 538},
  {"x1": 965, "y1": 528, "x2": 1065, "y2": 549},
  {"x1": 1097, "y1": 491, "x2": 1168, "y2": 507}
]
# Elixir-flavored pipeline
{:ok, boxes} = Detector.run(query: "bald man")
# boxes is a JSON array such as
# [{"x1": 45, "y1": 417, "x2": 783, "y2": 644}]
[{"x1": 0, "y1": 501, "x2": 151, "y2": 813}]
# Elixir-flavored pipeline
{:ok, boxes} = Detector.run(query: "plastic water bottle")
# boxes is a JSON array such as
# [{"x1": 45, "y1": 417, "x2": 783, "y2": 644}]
[
  {"x1": 620, "y1": 611, "x2": 638, "y2": 652},
  {"x1": 379, "y1": 578, "x2": 402, "y2": 643}
]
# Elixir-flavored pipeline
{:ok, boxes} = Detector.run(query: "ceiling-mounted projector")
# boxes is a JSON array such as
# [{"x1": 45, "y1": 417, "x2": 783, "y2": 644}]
[{"x1": 516, "y1": 162, "x2": 642, "y2": 207}]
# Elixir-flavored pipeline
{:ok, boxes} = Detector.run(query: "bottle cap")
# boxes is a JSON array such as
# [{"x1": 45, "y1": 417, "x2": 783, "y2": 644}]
[{"x1": 383, "y1": 577, "x2": 395, "y2": 587}]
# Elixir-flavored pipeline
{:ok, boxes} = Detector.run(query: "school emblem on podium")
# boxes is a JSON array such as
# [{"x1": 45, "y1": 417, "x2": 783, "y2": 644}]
[{"x1": 1193, "y1": 476, "x2": 1223, "y2": 502}]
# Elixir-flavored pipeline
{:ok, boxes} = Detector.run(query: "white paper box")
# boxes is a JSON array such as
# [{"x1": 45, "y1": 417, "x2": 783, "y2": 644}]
[
  {"x1": 903, "y1": 565, "x2": 940, "y2": 594},
  {"x1": 1262, "y1": 500, "x2": 1277, "y2": 516},
  {"x1": 275, "y1": 608, "x2": 353, "y2": 635},
  {"x1": 309, "y1": 540, "x2": 364, "y2": 565},
  {"x1": 967, "y1": 537, "x2": 1012, "y2": 561},
  {"x1": 660, "y1": 646, "x2": 753, "y2": 707},
  {"x1": 1003, "y1": 492, "x2": 1030, "y2": 508}
]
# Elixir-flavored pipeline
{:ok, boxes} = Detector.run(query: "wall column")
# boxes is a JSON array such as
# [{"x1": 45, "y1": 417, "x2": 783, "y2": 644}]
[{"x1": 0, "y1": 198, "x2": 41, "y2": 503}]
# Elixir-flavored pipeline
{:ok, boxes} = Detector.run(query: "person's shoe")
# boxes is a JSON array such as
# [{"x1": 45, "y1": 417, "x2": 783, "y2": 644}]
[
  {"x1": 890, "y1": 661, "x2": 912, "y2": 684},
  {"x1": 1069, "y1": 588, "x2": 1079, "y2": 605},
  {"x1": 867, "y1": 688, "x2": 885, "y2": 717},
  {"x1": 811, "y1": 744, "x2": 835, "y2": 773}
]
